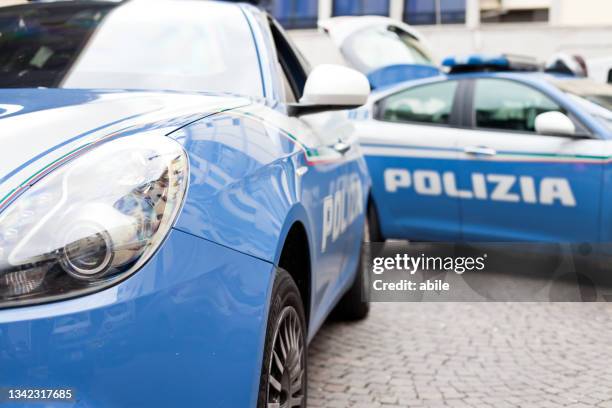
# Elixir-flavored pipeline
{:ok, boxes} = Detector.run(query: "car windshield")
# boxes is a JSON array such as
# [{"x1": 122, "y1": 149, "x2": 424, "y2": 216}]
[
  {"x1": 0, "y1": 3, "x2": 113, "y2": 88},
  {"x1": 0, "y1": 1, "x2": 263, "y2": 97},
  {"x1": 342, "y1": 25, "x2": 434, "y2": 74},
  {"x1": 553, "y1": 79, "x2": 612, "y2": 132}
]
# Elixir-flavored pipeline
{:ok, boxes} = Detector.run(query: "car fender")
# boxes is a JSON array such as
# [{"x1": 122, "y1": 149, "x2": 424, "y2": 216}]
[{"x1": 170, "y1": 109, "x2": 309, "y2": 264}]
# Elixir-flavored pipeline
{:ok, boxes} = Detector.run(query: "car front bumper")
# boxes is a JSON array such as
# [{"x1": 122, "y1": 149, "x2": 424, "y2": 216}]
[{"x1": 0, "y1": 229, "x2": 274, "y2": 407}]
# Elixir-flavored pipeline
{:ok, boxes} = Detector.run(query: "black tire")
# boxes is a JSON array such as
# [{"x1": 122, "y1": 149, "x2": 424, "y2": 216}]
[
  {"x1": 368, "y1": 199, "x2": 384, "y2": 243},
  {"x1": 257, "y1": 269, "x2": 307, "y2": 408},
  {"x1": 331, "y1": 212, "x2": 371, "y2": 321}
]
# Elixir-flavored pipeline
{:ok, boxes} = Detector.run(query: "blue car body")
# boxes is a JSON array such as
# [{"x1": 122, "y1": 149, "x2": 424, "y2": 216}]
[
  {"x1": 367, "y1": 64, "x2": 442, "y2": 90},
  {"x1": 0, "y1": 2, "x2": 370, "y2": 407},
  {"x1": 353, "y1": 68, "x2": 612, "y2": 242}
]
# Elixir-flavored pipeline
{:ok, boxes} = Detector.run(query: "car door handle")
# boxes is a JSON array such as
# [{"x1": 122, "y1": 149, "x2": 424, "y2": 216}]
[
  {"x1": 464, "y1": 146, "x2": 497, "y2": 156},
  {"x1": 333, "y1": 141, "x2": 351, "y2": 155}
]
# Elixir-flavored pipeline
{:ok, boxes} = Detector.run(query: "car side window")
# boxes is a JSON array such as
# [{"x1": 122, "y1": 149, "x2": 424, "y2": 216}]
[
  {"x1": 377, "y1": 81, "x2": 458, "y2": 125},
  {"x1": 474, "y1": 78, "x2": 562, "y2": 132},
  {"x1": 268, "y1": 16, "x2": 310, "y2": 102}
]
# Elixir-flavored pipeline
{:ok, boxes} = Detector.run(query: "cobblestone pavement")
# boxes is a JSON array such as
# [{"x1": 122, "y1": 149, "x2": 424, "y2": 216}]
[{"x1": 308, "y1": 303, "x2": 612, "y2": 407}]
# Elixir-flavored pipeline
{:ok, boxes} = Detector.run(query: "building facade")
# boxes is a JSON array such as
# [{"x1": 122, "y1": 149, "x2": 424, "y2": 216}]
[
  {"x1": 273, "y1": 0, "x2": 612, "y2": 60},
  {"x1": 271, "y1": 0, "x2": 612, "y2": 28}
]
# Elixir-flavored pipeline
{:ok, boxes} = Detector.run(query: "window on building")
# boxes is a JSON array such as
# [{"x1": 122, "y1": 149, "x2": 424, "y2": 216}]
[
  {"x1": 440, "y1": 0, "x2": 466, "y2": 23},
  {"x1": 270, "y1": 0, "x2": 319, "y2": 29},
  {"x1": 404, "y1": 0, "x2": 435, "y2": 24},
  {"x1": 404, "y1": 0, "x2": 465, "y2": 25},
  {"x1": 481, "y1": 8, "x2": 548, "y2": 23},
  {"x1": 333, "y1": 0, "x2": 390, "y2": 17}
]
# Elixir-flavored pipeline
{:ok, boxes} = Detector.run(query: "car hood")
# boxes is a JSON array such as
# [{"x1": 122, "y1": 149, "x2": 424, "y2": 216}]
[{"x1": 0, "y1": 88, "x2": 250, "y2": 205}]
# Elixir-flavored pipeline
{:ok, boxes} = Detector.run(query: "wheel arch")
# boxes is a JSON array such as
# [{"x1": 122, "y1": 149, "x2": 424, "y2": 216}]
[{"x1": 274, "y1": 204, "x2": 313, "y2": 328}]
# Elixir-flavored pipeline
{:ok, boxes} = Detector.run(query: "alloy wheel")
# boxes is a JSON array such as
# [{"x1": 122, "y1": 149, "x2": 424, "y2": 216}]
[{"x1": 267, "y1": 306, "x2": 305, "y2": 408}]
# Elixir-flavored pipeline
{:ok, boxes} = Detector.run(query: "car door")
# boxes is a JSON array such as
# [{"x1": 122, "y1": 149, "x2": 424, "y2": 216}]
[
  {"x1": 262, "y1": 15, "x2": 356, "y2": 326},
  {"x1": 455, "y1": 77, "x2": 604, "y2": 242},
  {"x1": 361, "y1": 79, "x2": 465, "y2": 241}
]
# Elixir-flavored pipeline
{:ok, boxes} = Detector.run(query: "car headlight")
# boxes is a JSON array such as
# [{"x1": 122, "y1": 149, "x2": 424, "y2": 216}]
[{"x1": 0, "y1": 134, "x2": 188, "y2": 308}]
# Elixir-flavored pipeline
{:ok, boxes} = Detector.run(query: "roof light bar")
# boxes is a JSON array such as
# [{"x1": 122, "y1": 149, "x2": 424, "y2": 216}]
[{"x1": 442, "y1": 54, "x2": 541, "y2": 74}]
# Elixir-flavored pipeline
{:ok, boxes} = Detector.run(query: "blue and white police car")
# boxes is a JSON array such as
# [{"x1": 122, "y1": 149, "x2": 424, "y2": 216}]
[
  {"x1": 353, "y1": 55, "x2": 612, "y2": 243},
  {"x1": 0, "y1": 1, "x2": 372, "y2": 407}
]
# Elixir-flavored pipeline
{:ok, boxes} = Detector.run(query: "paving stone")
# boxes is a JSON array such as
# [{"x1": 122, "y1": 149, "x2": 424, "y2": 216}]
[{"x1": 308, "y1": 303, "x2": 612, "y2": 407}]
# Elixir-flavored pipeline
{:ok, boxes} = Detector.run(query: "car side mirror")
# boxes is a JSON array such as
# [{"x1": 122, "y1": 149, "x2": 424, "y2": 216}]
[
  {"x1": 288, "y1": 64, "x2": 370, "y2": 116},
  {"x1": 535, "y1": 111, "x2": 576, "y2": 137}
]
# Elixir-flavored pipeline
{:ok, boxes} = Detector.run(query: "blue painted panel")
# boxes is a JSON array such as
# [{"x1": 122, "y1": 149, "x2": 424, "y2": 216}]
[
  {"x1": 365, "y1": 154, "x2": 462, "y2": 241},
  {"x1": 599, "y1": 162, "x2": 612, "y2": 241},
  {"x1": 0, "y1": 229, "x2": 275, "y2": 408},
  {"x1": 458, "y1": 158, "x2": 602, "y2": 242},
  {"x1": 170, "y1": 112, "x2": 301, "y2": 263},
  {"x1": 368, "y1": 64, "x2": 441, "y2": 90},
  {"x1": 170, "y1": 110, "x2": 368, "y2": 334}
]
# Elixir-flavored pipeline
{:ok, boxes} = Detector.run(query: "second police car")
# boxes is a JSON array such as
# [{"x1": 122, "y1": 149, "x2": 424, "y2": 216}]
[{"x1": 353, "y1": 55, "x2": 612, "y2": 242}]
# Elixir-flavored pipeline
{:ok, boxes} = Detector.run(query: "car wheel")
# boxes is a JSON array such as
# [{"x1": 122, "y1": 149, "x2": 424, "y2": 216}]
[
  {"x1": 368, "y1": 199, "x2": 383, "y2": 243},
  {"x1": 258, "y1": 269, "x2": 307, "y2": 408},
  {"x1": 331, "y1": 213, "x2": 371, "y2": 321}
]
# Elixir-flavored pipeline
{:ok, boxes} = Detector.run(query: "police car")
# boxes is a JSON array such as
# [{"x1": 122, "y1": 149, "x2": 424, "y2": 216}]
[
  {"x1": 354, "y1": 55, "x2": 612, "y2": 242},
  {"x1": 0, "y1": 1, "x2": 372, "y2": 407}
]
